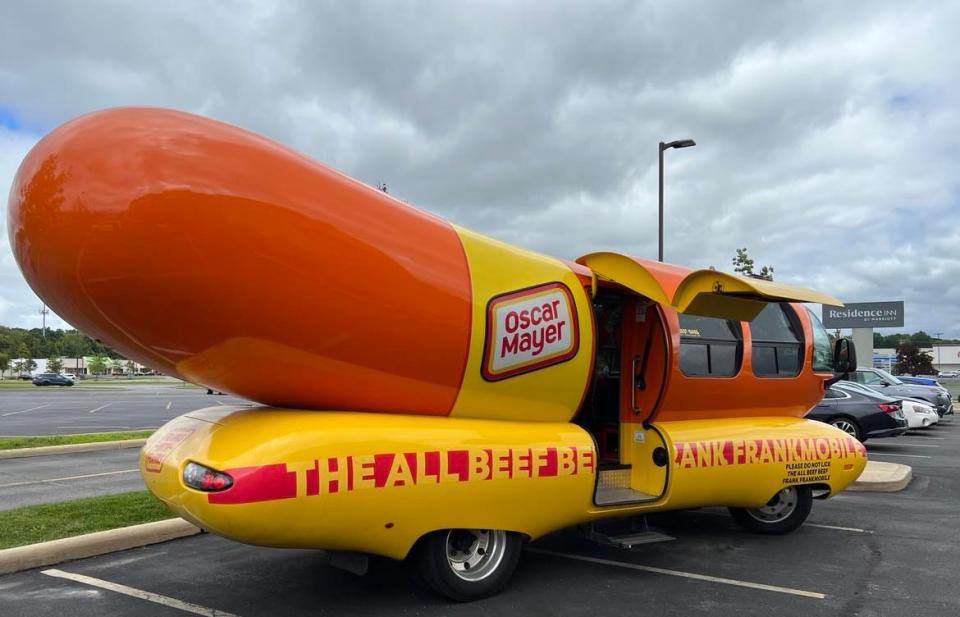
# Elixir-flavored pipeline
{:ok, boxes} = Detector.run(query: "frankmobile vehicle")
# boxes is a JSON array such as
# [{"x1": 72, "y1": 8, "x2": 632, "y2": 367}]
[{"x1": 9, "y1": 108, "x2": 867, "y2": 601}]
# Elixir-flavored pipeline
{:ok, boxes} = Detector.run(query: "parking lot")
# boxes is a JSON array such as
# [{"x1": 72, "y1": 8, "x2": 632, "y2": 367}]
[
  {"x1": 1, "y1": 420, "x2": 957, "y2": 616},
  {"x1": 0, "y1": 384, "x2": 251, "y2": 436}
]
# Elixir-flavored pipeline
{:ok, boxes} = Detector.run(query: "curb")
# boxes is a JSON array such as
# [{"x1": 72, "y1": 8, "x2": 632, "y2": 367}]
[
  {"x1": 0, "y1": 439, "x2": 147, "y2": 460},
  {"x1": 0, "y1": 518, "x2": 200, "y2": 576},
  {"x1": 848, "y1": 460, "x2": 912, "y2": 492}
]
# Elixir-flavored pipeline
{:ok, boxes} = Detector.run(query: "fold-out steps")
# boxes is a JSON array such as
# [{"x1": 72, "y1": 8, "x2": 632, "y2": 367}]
[
  {"x1": 581, "y1": 516, "x2": 675, "y2": 548},
  {"x1": 595, "y1": 466, "x2": 659, "y2": 506}
]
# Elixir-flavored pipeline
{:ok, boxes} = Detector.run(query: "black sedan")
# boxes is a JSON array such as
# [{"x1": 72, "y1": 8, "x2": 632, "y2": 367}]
[
  {"x1": 31, "y1": 373, "x2": 74, "y2": 386},
  {"x1": 807, "y1": 385, "x2": 907, "y2": 442}
]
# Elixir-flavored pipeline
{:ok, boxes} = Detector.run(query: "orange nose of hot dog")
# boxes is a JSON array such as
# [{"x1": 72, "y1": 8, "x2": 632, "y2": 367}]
[{"x1": 8, "y1": 108, "x2": 472, "y2": 414}]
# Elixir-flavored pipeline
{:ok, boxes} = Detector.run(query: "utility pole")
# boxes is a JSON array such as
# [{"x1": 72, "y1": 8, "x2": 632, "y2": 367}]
[
  {"x1": 40, "y1": 305, "x2": 49, "y2": 338},
  {"x1": 935, "y1": 332, "x2": 944, "y2": 370}
]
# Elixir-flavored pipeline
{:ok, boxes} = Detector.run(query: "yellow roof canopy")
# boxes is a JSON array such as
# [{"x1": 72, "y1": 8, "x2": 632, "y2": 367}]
[{"x1": 576, "y1": 252, "x2": 843, "y2": 321}]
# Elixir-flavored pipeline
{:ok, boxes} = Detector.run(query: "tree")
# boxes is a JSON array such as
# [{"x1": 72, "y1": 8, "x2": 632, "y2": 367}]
[
  {"x1": 894, "y1": 341, "x2": 936, "y2": 376},
  {"x1": 0, "y1": 353, "x2": 8, "y2": 379},
  {"x1": 111, "y1": 358, "x2": 124, "y2": 375},
  {"x1": 61, "y1": 331, "x2": 86, "y2": 376},
  {"x1": 126, "y1": 360, "x2": 136, "y2": 375},
  {"x1": 15, "y1": 343, "x2": 30, "y2": 376},
  {"x1": 88, "y1": 354, "x2": 108, "y2": 379},
  {"x1": 731, "y1": 247, "x2": 774, "y2": 281},
  {"x1": 47, "y1": 356, "x2": 63, "y2": 373}
]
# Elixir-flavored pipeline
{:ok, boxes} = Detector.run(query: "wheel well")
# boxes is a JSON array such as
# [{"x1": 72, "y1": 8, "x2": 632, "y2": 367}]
[{"x1": 407, "y1": 529, "x2": 531, "y2": 561}]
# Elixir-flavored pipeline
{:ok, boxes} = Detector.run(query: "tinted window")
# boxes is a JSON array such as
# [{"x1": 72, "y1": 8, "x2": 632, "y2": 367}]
[
  {"x1": 750, "y1": 304, "x2": 802, "y2": 377},
  {"x1": 823, "y1": 388, "x2": 846, "y2": 399},
  {"x1": 678, "y1": 314, "x2": 742, "y2": 377}
]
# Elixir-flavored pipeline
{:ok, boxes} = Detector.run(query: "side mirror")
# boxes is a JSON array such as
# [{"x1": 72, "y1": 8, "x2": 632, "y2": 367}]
[{"x1": 833, "y1": 338, "x2": 857, "y2": 374}]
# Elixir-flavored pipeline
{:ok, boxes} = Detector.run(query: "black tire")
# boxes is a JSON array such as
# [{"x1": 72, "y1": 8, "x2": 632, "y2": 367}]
[
  {"x1": 413, "y1": 529, "x2": 522, "y2": 601},
  {"x1": 729, "y1": 485, "x2": 813, "y2": 534},
  {"x1": 828, "y1": 416, "x2": 863, "y2": 442}
]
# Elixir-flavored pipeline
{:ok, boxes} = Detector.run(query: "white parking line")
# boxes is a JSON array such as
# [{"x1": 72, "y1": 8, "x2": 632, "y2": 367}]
[
  {"x1": 88, "y1": 403, "x2": 113, "y2": 414},
  {"x1": 166, "y1": 401, "x2": 172, "y2": 410},
  {"x1": 872, "y1": 443, "x2": 939, "y2": 448},
  {"x1": 41, "y1": 569, "x2": 238, "y2": 616},
  {"x1": 1, "y1": 403, "x2": 52, "y2": 417},
  {"x1": 214, "y1": 400, "x2": 225, "y2": 406},
  {"x1": 805, "y1": 523, "x2": 871, "y2": 534},
  {"x1": 526, "y1": 548, "x2": 825, "y2": 599},
  {"x1": 869, "y1": 452, "x2": 932, "y2": 459},
  {"x1": 0, "y1": 469, "x2": 139, "y2": 489}
]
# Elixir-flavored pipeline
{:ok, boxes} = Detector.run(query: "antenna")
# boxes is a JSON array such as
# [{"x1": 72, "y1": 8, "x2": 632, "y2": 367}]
[{"x1": 40, "y1": 305, "x2": 50, "y2": 338}]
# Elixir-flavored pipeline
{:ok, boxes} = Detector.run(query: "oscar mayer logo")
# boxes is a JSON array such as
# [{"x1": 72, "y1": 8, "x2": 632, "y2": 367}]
[{"x1": 482, "y1": 282, "x2": 579, "y2": 381}]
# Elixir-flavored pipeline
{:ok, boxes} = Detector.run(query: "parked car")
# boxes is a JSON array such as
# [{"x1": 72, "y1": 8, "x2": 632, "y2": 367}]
[
  {"x1": 852, "y1": 367, "x2": 954, "y2": 418},
  {"x1": 938, "y1": 370, "x2": 959, "y2": 378},
  {"x1": 896, "y1": 375, "x2": 940, "y2": 387},
  {"x1": 807, "y1": 384, "x2": 908, "y2": 442},
  {"x1": 834, "y1": 382, "x2": 939, "y2": 429},
  {"x1": 32, "y1": 372, "x2": 74, "y2": 386}
]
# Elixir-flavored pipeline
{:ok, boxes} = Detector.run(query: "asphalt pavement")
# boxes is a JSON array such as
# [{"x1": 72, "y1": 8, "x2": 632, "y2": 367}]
[
  {"x1": 0, "y1": 449, "x2": 143, "y2": 510},
  {"x1": 0, "y1": 385, "x2": 251, "y2": 435},
  {"x1": 1, "y1": 422, "x2": 957, "y2": 616}
]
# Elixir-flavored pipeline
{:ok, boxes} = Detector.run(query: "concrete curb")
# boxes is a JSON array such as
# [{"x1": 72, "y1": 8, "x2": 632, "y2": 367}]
[
  {"x1": 848, "y1": 460, "x2": 912, "y2": 492},
  {"x1": 0, "y1": 439, "x2": 147, "y2": 460},
  {"x1": 0, "y1": 518, "x2": 200, "y2": 576}
]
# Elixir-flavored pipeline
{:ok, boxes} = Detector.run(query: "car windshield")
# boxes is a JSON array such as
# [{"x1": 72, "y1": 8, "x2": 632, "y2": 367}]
[{"x1": 873, "y1": 368, "x2": 903, "y2": 385}]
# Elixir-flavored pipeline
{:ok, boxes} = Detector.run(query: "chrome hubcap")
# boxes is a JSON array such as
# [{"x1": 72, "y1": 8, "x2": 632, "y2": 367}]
[
  {"x1": 746, "y1": 487, "x2": 798, "y2": 523},
  {"x1": 831, "y1": 419, "x2": 858, "y2": 439},
  {"x1": 445, "y1": 529, "x2": 506, "y2": 581}
]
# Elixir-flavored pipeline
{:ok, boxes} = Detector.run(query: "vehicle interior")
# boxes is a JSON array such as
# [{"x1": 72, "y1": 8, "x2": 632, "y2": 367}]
[{"x1": 574, "y1": 284, "x2": 670, "y2": 506}]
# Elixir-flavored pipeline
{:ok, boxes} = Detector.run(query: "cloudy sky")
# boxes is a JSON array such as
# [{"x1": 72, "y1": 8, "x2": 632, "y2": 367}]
[{"x1": 2, "y1": 1, "x2": 959, "y2": 336}]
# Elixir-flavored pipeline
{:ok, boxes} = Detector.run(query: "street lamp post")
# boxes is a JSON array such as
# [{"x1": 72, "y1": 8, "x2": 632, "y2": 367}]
[
  {"x1": 658, "y1": 139, "x2": 696, "y2": 262},
  {"x1": 935, "y1": 332, "x2": 944, "y2": 371}
]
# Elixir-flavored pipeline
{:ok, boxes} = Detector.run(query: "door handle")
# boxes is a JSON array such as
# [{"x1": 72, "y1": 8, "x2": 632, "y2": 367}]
[{"x1": 631, "y1": 356, "x2": 643, "y2": 415}]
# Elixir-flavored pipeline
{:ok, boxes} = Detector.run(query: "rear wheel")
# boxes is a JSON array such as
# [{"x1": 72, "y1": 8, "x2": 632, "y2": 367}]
[
  {"x1": 828, "y1": 416, "x2": 863, "y2": 442},
  {"x1": 413, "y1": 529, "x2": 522, "y2": 601},
  {"x1": 729, "y1": 485, "x2": 813, "y2": 534}
]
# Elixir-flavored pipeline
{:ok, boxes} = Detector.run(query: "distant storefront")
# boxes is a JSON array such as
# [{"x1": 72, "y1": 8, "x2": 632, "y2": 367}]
[
  {"x1": 874, "y1": 346, "x2": 960, "y2": 373},
  {"x1": 4, "y1": 357, "x2": 152, "y2": 377}
]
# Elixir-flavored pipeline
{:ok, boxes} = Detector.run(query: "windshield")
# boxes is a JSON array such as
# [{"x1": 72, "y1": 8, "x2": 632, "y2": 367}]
[
  {"x1": 873, "y1": 368, "x2": 903, "y2": 385},
  {"x1": 805, "y1": 308, "x2": 832, "y2": 372}
]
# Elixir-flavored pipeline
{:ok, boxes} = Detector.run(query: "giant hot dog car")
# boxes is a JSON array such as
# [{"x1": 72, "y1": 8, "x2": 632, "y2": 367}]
[{"x1": 8, "y1": 108, "x2": 865, "y2": 601}]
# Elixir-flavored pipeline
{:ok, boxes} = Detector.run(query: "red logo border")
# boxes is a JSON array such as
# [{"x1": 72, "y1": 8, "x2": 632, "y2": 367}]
[{"x1": 481, "y1": 281, "x2": 580, "y2": 382}]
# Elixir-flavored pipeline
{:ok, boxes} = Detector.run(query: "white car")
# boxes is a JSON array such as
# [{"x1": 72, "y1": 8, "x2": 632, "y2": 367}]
[
  {"x1": 938, "y1": 370, "x2": 959, "y2": 378},
  {"x1": 901, "y1": 399, "x2": 939, "y2": 429}
]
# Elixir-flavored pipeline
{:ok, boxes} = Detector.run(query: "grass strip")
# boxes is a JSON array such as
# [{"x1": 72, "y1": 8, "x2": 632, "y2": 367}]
[
  {"x1": 0, "y1": 431, "x2": 154, "y2": 450},
  {"x1": 0, "y1": 491, "x2": 175, "y2": 550}
]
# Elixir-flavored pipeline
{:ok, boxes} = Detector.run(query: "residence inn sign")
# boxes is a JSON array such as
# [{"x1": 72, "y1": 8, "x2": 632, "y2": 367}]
[{"x1": 822, "y1": 301, "x2": 905, "y2": 329}]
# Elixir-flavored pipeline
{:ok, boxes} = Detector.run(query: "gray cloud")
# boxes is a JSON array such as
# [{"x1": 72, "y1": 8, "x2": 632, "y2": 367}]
[{"x1": 1, "y1": 0, "x2": 959, "y2": 335}]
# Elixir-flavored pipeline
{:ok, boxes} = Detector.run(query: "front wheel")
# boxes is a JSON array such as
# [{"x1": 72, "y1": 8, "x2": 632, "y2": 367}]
[
  {"x1": 729, "y1": 485, "x2": 813, "y2": 534},
  {"x1": 413, "y1": 529, "x2": 522, "y2": 601}
]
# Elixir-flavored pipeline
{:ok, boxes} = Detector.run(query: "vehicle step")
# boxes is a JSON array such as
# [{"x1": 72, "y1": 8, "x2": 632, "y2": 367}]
[
  {"x1": 595, "y1": 486, "x2": 658, "y2": 505},
  {"x1": 595, "y1": 467, "x2": 658, "y2": 505},
  {"x1": 604, "y1": 530, "x2": 675, "y2": 548},
  {"x1": 581, "y1": 517, "x2": 675, "y2": 548}
]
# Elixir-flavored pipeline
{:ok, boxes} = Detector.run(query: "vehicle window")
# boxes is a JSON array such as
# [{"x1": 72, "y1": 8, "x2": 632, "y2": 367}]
[
  {"x1": 824, "y1": 388, "x2": 845, "y2": 399},
  {"x1": 861, "y1": 371, "x2": 884, "y2": 385},
  {"x1": 750, "y1": 304, "x2": 802, "y2": 377},
  {"x1": 805, "y1": 308, "x2": 833, "y2": 372},
  {"x1": 874, "y1": 368, "x2": 903, "y2": 385},
  {"x1": 678, "y1": 314, "x2": 742, "y2": 377}
]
